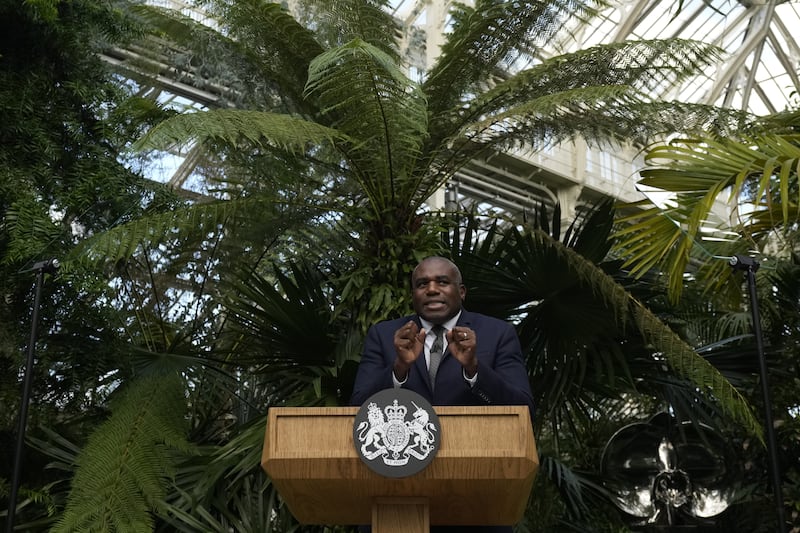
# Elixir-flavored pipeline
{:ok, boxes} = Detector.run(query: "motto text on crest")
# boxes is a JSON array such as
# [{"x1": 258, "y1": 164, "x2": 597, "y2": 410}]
[{"x1": 356, "y1": 399, "x2": 437, "y2": 466}]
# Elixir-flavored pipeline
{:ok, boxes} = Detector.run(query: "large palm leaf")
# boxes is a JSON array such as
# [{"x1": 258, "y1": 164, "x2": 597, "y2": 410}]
[
  {"x1": 614, "y1": 112, "x2": 800, "y2": 302},
  {"x1": 446, "y1": 206, "x2": 761, "y2": 439},
  {"x1": 217, "y1": 260, "x2": 353, "y2": 406}
]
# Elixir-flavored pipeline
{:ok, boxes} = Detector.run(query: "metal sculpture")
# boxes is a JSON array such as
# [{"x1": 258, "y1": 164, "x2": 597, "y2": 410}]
[{"x1": 601, "y1": 412, "x2": 738, "y2": 529}]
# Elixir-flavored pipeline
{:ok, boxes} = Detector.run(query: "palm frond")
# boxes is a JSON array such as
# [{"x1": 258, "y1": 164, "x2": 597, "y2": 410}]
[
  {"x1": 539, "y1": 455, "x2": 591, "y2": 519},
  {"x1": 445, "y1": 206, "x2": 757, "y2": 437},
  {"x1": 157, "y1": 419, "x2": 304, "y2": 533},
  {"x1": 449, "y1": 208, "x2": 762, "y2": 439},
  {"x1": 613, "y1": 201, "x2": 698, "y2": 289},
  {"x1": 529, "y1": 228, "x2": 761, "y2": 438},
  {"x1": 615, "y1": 133, "x2": 800, "y2": 301},
  {"x1": 566, "y1": 199, "x2": 615, "y2": 261},
  {"x1": 219, "y1": 261, "x2": 344, "y2": 405}
]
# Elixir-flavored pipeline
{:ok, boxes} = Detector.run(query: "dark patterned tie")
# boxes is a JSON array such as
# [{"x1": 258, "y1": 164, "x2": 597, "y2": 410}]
[{"x1": 428, "y1": 325, "x2": 445, "y2": 390}]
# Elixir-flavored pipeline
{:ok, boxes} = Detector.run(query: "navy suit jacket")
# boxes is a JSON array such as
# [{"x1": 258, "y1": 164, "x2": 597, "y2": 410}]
[{"x1": 350, "y1": 310, "x2": 534, "y2": 422}]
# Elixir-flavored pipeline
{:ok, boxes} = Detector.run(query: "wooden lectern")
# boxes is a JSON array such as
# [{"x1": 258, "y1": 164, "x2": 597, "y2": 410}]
[{"x1": 261, "y1": 405, "x2": 538, "y2": 532}]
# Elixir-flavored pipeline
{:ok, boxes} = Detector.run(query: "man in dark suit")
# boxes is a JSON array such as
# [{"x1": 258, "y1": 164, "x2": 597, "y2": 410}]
[{"x1": 350, "y1": 256, "x2": 535, "y2": 533}]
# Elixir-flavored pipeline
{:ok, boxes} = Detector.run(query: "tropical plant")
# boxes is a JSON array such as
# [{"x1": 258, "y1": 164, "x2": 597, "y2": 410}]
[
  {"x1": 613, "y1": 109, "x2": 800, "y2": 302},
  {"x1": 0, "y1": 0, "x2": 177, "y2": 528},
  {"x1": 613, "y1": 108, "x2": 800, "y2": 531},
  {"x1": 119, "y1": 0, "x2": 757, "y2": 329},
  {"x1": 8, "y1": 0, "x2": 776, "y2": 531}
]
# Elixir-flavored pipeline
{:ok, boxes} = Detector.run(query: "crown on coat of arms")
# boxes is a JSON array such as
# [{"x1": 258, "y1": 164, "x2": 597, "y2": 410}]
[{"x1": 385, "y1": 400, "x2": 407, "y2": 422}]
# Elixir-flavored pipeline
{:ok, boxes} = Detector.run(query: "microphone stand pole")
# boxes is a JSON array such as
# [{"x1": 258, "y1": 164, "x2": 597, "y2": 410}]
[
  {"x1": 729, "y1": 254, "x2": 786, "y2": 533},
  {"x1": 5, "y1": 259, "x2": 59, "y2": 533}
]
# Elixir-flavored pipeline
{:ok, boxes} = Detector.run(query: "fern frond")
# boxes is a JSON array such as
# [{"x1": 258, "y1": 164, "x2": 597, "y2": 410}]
[
  {"x1": 64, "y1": 190, "x2": 319, "y2": 273},
  {"x1": 477, "y1": 39, "x2": 723, "y2": 113},
  {"x1": 305, "y1": 38, "x2": 427, "y2": 202},
  {"x1": 298, "y1": 0, "x2": 401, "y2": 56},
  {"x1": 425, "y1": 0, "x2": 605, "y2": 115},
  {"x1": 2, "y1": 196, "x2": 63, "y2": 265},
  {"x1": 211, "y1": 0, "x2": 325, "y2": 111},
  {"x1": 133, "y1": 109, "x2": 349, "y2": 155},
  {"x1": 64, "y1": 196, "x2": 243, "y2": 267},
  {"x1": 462, "y1": 84, "x2": 635, "y2": 143},
  {"x1": 132, "y1": 2, "x2": 322, "y2": 110},
  {"x1": 52, "y1": 373, "x2": 192, "y2": 533}
]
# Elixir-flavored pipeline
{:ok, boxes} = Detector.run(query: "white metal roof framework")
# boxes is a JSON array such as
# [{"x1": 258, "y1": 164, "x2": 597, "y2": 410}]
[{"x1": 128, "y1": 0, "x2": 800, "y2": 220}]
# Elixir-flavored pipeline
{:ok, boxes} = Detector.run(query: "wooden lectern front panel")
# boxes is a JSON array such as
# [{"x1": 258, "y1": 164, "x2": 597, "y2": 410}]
[{"x1": 262, "y1": 405, "x2": 538, "y2": 526}]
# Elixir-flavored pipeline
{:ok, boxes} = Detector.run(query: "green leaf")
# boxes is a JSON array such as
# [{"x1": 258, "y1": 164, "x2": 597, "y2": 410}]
[{"x1": 53, "y1": 373, "x2": 192, "y2": 533}]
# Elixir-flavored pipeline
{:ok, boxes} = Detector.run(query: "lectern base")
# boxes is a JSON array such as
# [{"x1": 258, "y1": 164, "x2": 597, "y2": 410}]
[{"x1": 373, "y1": 497, "x2": 429, "y2": 533}]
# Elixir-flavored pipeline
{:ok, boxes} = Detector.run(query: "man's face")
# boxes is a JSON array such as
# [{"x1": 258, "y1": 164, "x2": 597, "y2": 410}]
[{"x1": 411, "y1": 259, "x2": 466, "y2": 324}]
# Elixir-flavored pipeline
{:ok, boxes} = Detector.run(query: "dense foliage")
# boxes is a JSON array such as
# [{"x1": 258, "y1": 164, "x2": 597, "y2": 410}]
[
  {"x1": 1, "y1": 0, "x2": 796, "y2": 532},
  {"x1": 0, "y1": 0, "x2": 176, "y2": 527}
]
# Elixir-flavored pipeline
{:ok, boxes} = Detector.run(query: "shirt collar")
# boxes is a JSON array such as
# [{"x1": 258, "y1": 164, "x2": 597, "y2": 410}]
[{"x1": 419, "y1": 310, "x2": 462, "y2": 335}]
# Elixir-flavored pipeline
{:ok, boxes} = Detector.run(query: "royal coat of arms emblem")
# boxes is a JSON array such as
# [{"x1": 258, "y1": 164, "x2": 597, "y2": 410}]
[{"x1": 353, "y1": 389, "x2": 441, "y2": 478}]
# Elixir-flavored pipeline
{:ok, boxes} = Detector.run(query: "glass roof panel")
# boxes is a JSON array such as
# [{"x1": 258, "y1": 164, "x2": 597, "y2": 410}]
[
  {"x1": 567, "y1": 0, "x2": 800, "y2": 114},
  {"x1": 130, "y1": 0, "x2": 800, "y2": 205},
  {"x1": 148, "y1": 0, "x2": 800, "y2": 116}
]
